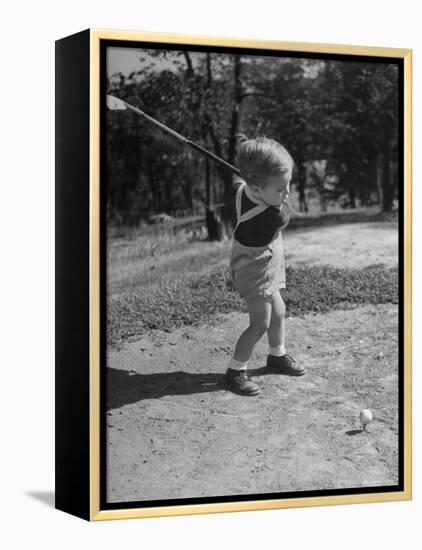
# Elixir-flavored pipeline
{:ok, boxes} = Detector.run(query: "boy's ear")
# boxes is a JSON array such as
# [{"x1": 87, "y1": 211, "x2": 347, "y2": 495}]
[{"x1": 250, "y1": 185, "x2": 262, "y2": 197}]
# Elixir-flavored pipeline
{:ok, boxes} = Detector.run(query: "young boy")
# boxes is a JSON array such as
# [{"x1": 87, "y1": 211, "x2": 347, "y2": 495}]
[{"x1": 226, "y1": 135, "x2": 306, "y2": 396}]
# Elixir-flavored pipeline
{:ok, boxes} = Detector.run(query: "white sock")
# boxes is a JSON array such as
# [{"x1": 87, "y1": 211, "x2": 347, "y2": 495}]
[
  {"x1": 228, "y1": 357, "x2": 249, "y2": 371},
  {"x1": 269, "y1": 344, "x2": 286, "y2": 357}
]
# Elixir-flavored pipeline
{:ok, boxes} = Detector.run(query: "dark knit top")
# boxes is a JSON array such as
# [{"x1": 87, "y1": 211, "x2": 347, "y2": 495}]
[{"x1": 227, "y1": 179, "x2": 291, "y2": 247}]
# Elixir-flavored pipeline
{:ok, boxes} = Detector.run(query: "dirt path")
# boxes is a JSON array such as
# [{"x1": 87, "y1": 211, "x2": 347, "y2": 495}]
[
  {"x1": 284, "y1": 221, "x2": 398, "y2": 269},
  {"x1": 106, "y1": 303, "x2": 398, "y2": 503},
  {"x1": 108, "y1": 220, "x2": 398, "y2": 298}
]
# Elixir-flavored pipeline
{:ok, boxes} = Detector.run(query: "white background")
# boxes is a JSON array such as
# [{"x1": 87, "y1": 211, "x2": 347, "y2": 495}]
[{"x1": 0, "y1": 0, "x2": 419, "y2": 548}]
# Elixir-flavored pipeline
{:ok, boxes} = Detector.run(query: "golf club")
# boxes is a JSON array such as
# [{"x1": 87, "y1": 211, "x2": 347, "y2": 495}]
[{"x1": 106, "y1": 94, "x2": 241, "y2": 177}]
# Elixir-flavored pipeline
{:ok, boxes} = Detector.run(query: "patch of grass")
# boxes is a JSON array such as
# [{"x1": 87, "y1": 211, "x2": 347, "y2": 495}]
[
  {"x1": 108, "y1": 240, "x2": 231, "y2": 298},
  {"x1": 107, "y1": 264, "x2": 398, "y2": 347},
  {"x1": 283, "y1": 264, "x2": 398, "y2": 317}
]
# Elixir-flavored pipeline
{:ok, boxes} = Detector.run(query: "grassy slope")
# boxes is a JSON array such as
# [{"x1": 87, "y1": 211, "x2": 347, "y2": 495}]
[
  {"x1": 108, "y1": 264, "x2": 398, "y2": 347},
  {"x1": 107, "y1": 213, "x2": 398, "y2": 347}
]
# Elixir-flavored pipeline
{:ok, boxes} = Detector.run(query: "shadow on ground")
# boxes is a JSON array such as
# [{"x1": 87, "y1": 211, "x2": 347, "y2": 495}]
[
  {"x1": 346, "y1": 429, "x2": 365, "y2": 436},
  {"x1": 107, "y1": 366, "x2": 273, "y2": 410}
]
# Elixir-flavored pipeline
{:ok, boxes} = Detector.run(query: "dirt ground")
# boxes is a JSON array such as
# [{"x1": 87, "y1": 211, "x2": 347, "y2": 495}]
[
  {"x1": 284, "y1": 221, "x2": 397, "y2": 269},
  {"x1": 108, "y1": 219, "x2": 398, "y2": 298},
  {"x1": 106, "y1": 303, "x2": 399, "y2": 503},
  {"x1": 106, "y1": 219, "x2": 399, "y2": 503}
]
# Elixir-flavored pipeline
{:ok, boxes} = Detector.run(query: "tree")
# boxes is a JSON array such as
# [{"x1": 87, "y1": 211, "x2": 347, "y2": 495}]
[
  {"x1": 317, "y1": 60, "x2": 399, "y2": 210},
  {"x1": 106, "y1": 50, "x2": 400, "y2": 225}
]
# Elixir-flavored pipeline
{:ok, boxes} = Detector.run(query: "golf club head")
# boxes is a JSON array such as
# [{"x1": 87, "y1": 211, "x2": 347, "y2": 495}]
[{"x1": 106, "y1": 95, "x2": 127, "y2": 110}]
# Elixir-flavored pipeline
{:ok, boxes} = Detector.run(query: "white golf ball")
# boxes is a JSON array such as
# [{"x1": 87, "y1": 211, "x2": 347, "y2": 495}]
[{"x1": 360, "y1": 409, "x2": 373, "y2": 427}]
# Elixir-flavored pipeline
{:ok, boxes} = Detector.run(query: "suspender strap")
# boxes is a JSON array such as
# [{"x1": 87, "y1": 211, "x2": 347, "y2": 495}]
[{"x1": 234, "y1": 181, "x2": 269, "y2": 231}]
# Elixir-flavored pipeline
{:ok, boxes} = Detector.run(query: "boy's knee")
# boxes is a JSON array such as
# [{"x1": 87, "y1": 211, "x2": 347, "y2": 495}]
[
  {"x1": 249, "y1": 321, "x2": 270, "y2": 337},
  {"x1": 273, "y1": 293, "x2": 286, "y2": 316},
  {"x1": 279, "y1": 300, "x2": 286, "y2": 317}
]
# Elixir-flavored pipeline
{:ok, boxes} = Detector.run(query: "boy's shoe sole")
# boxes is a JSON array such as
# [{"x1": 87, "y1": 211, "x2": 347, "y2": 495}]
[
  {"x1": 266, "y1": 354, "x2": 306, "y2": 376},
  {"x1": 225, "y1": 369, "x2": 261, "y2": 396}
]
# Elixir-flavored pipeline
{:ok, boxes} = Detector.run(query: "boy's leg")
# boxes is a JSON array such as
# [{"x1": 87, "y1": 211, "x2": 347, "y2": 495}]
[
  {"x1": 232, "y1": 294, "x2": 272, "y2": 363},
  {"x1": 267, "y1": 290, "x2": 286, "y2": 355},
  {"x1": 266, "y1": 290, "x2": 306, "y2": 376},
  {"x1": 226, "y1": 294, "x2": 272, "y2": 395}
]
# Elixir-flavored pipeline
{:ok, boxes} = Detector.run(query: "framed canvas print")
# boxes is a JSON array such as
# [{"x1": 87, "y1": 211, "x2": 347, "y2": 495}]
[{"x1": 55, "y1": 28, "x2": 412, "y2": 521}]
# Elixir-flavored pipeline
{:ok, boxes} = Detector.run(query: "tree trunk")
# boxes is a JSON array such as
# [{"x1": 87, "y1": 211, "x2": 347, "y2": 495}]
[
  {"x1": 147, "y1": 163, "x2": 158, "y2": 212},
  {"x1": 204, "y1": 159, "x2": 224, "y2": 240},
  {"x1": 184, "y1": 176, "x2": 194, "y2": 210},
  {"x1": 205, "y1": 158, "x2": 211, "y2": 207},
  {"x1": 206, "y1": 207, "x2": 223, "y2": 241},
  {"x1": 382, "y1": 142, "x2": 394, "y2": 211},
  {"x1": 219, "y1": 56, "x2": 243, "y2": 239},
  {"x1": 319, "y1": 187, "x2": 327, "y2": 212},
  {"x1": 375, "y1": 154, "x2": 383, "y2": 205},
  {"x1": 165, "y1": 175, "x2": 172, "y2": 214},
  {"x1": 203, "y1": 52, "x2": 225, "y2": 241},
  {"x1": 297, "y1": 162, "x2": 308, "y2": 213},
  {"x1": 205, "y1": 55, "x2": 212, "y2": 211},
  {"x1": 348, "y1": 188, "x2": 356, "y2": 209},
  {"x1": 227, "y1": 56, "x2": 242, "y2": 170}
]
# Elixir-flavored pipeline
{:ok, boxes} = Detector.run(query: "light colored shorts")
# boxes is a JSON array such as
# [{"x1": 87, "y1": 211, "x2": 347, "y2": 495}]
[{"x1": 229, "y1": 229, "x2": 286, "y2": 301}]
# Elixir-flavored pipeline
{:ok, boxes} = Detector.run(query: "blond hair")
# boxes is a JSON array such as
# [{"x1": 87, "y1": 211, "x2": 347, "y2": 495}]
[{"x1": 237, "y1": 135, "x2": 293, "y2": 188}]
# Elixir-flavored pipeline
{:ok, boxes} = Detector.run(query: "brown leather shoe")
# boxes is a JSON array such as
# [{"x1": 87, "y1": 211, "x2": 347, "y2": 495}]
[
  {"x1": 266, "y1": 353, "x2": 306, "y2": 376},
  {"x1": 225, "y1": 368, "x2": 261, "y2": 396}
]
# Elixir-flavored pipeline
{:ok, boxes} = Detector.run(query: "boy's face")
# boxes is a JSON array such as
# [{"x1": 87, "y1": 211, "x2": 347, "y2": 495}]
[{"x1": 251, "y1": 170, "x2": 292, "y2": 206}]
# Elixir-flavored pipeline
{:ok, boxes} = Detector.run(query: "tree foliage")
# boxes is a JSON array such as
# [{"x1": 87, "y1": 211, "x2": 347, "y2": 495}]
[{"x1": 106, "y1": 50, "x2": 400, "y2": 225}]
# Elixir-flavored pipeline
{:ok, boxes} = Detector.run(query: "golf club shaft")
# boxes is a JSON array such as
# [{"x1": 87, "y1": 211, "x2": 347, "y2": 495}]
[{"x1": 122, "y1": 100, "x2": 241, "y2": 176}]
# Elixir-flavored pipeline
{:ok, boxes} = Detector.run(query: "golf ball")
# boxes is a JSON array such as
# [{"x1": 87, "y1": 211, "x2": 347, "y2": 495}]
[{"x1": 360, "y1": 409, "x2": 373, "y2": 426}]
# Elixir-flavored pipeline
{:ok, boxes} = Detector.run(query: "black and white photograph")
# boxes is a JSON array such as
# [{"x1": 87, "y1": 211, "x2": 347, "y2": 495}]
[
  {"x1": 102, "y1": 39, "x2": 404, "y2": 507},
  {"x1": 4, "y1": 0, "x2": 421, "y2": 542}
]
